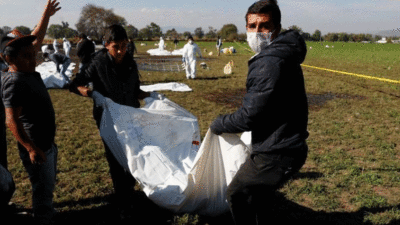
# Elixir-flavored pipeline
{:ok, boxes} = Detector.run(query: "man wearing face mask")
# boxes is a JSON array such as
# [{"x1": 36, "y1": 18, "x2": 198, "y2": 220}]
[
  {"x1": 210, "y1": 1, "x2": 309, "y2": 224},
  {"x1": 182, "y1": 36, "x2": 202, "y2": 79}
]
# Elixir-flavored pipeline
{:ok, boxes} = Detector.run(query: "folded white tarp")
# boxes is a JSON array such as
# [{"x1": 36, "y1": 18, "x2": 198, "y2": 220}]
[
  {"x1": 36, "y1": 61, "x2": 76, "y2": 89},
  {"x1": 140, "y1": 82, "x2": 192, "y2": 92},
  {"x1": 93, "y1": 92, "x2": 250, "y2": 216}
]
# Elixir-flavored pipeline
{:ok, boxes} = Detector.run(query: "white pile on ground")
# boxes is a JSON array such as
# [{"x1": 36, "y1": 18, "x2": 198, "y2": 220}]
[
  {"x1": 36, "y1": 61, "x2": 76, "y2": 89},
  {"x1": 171, "y1": 48, "x2": 184, "y2": 56},
  {"x1": 93, "y1": 92, "x2": 250, "y2": 216},
  {"x1": 147, "y1": 48, "x2": 173, "y2": 56},
  {"x1": 140, "y1": 82, "x2": 192, "y2": 92}
]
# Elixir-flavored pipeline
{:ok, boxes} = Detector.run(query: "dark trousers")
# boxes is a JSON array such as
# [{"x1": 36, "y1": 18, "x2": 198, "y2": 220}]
[
  {"x1": 227, "y1": 142, "x2": 308, "y2": 225},
  {"x1": 102, "y1": 140, "x2": 137, "y2": 208},
  {"x1": 0, "y1": 111, "x2": 7, "y2": 169}
]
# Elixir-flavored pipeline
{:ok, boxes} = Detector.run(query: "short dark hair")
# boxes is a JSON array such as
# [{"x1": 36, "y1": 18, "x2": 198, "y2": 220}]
[
  {"x1": 188, "y1": 36, "x2": 194, "y2": 41},
  {"x1": 245, "y1": 0, "x2": 281, "y2": 28},
  {"x1": 79, "y1": 33, "x2": 87, "y2": 39},
  {"x1": 104, "y1": 24, "x2": 128, "y2": 43}
]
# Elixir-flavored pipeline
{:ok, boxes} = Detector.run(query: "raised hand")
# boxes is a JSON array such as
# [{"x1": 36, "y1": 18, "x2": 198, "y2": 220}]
[{"x1": 45, "y1": 0, "x2": 61, "y2": 17}]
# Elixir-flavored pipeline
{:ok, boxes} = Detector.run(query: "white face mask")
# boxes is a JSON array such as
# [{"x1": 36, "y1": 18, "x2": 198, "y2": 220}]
[
  {"x1": 246, "y1": 30, "x2": 275, "y2": 53},
  {"x1": 188, "y1": 40, "x2": 193, "y2": 44}
]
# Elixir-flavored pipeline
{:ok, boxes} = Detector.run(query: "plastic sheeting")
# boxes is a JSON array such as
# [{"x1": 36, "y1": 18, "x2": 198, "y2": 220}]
[
  {"x1": 36, "y1": 61, "x2": 76, "y2": 89},
  {"x1": 146, "y1": 48, "x2": 184, "y2": 56},
  {"x1": 140, "y1": 82, "x2": 192, "y2": 92},
  {"x1": 93, "y1": 92, "x2": 250, "y2": 216},
  {"x1": 147, "y1": 48, "x2": 173, "y2": 56}
]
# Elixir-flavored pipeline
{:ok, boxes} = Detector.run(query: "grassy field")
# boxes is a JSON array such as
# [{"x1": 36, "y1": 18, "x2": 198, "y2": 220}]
[{"x1": 6, "y1": 40, "x2": 400, "y2": 225}]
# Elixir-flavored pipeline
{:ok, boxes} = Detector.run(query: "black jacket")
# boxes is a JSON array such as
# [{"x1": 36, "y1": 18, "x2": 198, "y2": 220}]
[
  {"x1": 211, "y1": 30, "x2": 309, "y2": 153},
  {"x1": 48, "y1": 53, "x2": 69, "y2": 71},
  {"x1": 77, "y1": 39, "x2": 95, "y2": 63},
  {"x1": 70, "y1": 48, "x2": 141, "y2": 124}
]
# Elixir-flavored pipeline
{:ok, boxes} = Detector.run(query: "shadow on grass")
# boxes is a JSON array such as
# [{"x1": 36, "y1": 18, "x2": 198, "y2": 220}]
[
  {"x1": 52, "y1": 191, "x2": 174, "y2": 225},
  {"x1": 8, "y1": 185, "x2": 400, "y2": 225}
]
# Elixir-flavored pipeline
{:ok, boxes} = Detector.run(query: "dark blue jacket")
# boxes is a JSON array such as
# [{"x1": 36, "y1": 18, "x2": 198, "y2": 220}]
[{"x1": 211, "y1": 30, "x2": 309, "y2": 153}]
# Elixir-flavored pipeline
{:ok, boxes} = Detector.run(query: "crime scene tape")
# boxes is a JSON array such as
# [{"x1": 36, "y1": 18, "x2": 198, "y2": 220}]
[
  {"x1": 233, "y1": 41, "x2": 253, "y2": 53},
  {"x1": 301, "y1": 64, "x2": 400, "y2": 84}
]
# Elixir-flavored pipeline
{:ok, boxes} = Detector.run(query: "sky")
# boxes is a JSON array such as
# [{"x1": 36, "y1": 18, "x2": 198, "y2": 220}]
[{"x1": 0, "y1": 0, "x2": 399, "y2": 35}]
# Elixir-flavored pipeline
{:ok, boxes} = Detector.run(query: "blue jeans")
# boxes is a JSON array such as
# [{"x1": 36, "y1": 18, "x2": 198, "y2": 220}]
[
  {"x1": 0, "y1": 163, "x2": 15, "y2": 208},
  {"x1": 60, "y1": 58, "x2": 72, "y2": 83},
  {"x1": 19, "y1": 143, "x2": 58, "y2": 220}
]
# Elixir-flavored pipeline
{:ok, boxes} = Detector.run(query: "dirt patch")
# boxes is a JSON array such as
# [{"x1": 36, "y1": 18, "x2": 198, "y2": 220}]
[{"x1": 203, "y1": 89, "x2": 367, "y2": 111}]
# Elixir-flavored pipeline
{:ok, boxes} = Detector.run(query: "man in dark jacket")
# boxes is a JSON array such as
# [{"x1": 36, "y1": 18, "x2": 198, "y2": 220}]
[
  {"x1": 126, "y1": 39, "x2": 136, "y2": 57},
  {"x1": 210, "y1": 1, "x2": 309, "y2": 224},
  {"x1": 69, "y1": 24, "x2": 163, "y2": 222},
  {"x1": 76, "y1": 33, "x2": 95, "y2": 73}
]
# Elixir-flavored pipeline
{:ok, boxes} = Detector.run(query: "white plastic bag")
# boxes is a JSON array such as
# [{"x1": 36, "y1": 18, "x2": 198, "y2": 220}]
[
  {"x1": 36, "y1": 62, "x2": 75, "y2": 88},
  {"x1": 93, "y1": 92, "x2": 250, "y2": 216}
]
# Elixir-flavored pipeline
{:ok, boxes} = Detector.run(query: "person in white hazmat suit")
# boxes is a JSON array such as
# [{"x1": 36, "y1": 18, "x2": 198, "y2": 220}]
[
  {"x1": 53, "y1": 39, "x2": 59, "y2": 53},
  {"x1": 159, "y1": 36, "x2": 165, "y2": 51},
  {"x1": 182, "y1": 36, "x2": 202, "y2": 79},
  {"x1": 63, "y1": 37, "x2": 71, "y2": 57}
]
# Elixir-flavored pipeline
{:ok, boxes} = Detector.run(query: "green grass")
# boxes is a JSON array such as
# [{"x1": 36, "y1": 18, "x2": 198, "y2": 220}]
[{"x1": 6, "y1": 40, "x2": 400, "y2": 224}]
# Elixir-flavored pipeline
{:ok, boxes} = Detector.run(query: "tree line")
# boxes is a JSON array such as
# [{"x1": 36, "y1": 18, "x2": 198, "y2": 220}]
[{"x1": 1, "y1": 4, "x2": 398, "y2": 43}]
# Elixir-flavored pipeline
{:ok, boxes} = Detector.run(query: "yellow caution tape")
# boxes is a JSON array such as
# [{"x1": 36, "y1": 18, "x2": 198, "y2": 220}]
[{"x1": 301, "y1": 64, "x2": 400, "y2": 84}]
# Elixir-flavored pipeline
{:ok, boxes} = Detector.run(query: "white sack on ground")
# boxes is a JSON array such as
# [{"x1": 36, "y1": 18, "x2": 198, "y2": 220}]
[
  {"x1": 140, "y1": 82, "x2": 192, "y2": 92},
  {"x1": 147, "y1": 48, "x2": 172, "y2": 56},
  {"x1": 93, "y1": 92, "x2": 250, "y2": 216},
  {"x1": 171, "y1": 48, "x2": 184, "y2": 56},
  {"x1": 36, "y1": 61, "x2": 76, "y2": 88}
]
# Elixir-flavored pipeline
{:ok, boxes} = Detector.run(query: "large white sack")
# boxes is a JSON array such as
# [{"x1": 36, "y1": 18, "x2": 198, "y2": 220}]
[
  {"x1": 140, "y1": 82, "x2": 192, "y2": 92},
  {"x1": 147, "y1": 48, "x2": 172, "y2": 56},
  {"x1": 93, "y1": 92, "x2": 250, "y2": 216},
  {"x1": 171, "y1": 48, "x2": 184, "y2": 56},
  {"x1": 36, "y1": 61, "x2": 75, "y2": 88}
]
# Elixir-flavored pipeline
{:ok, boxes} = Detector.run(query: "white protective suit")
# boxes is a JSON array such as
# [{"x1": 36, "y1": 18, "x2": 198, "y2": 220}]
[
  {"x1": 182, "y1": 41, "x2": 202, "y2": 79},
  {"x1": 63, "y1": 38, "x2": 72, "y2": 58},
  {"x1": 53, "y1": 39, "x2": 59, "y2": 53},
  {"x1": 41, "y1": 45, "x2": 53, "y2": 54},
  {"x1": 159, "y1": 37, "x2": 165, "y2": 51}
]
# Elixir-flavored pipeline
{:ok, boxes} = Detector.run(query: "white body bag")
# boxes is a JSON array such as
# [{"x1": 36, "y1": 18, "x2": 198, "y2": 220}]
[{"x1": 93, "y1": 92, "x2": 250, "y2": 216}]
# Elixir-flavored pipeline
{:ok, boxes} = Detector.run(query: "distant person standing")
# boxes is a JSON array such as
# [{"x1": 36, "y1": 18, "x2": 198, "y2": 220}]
[
  {"x1": 174, "y1": 37, "x2": 179, "y2": 48},
  {"x1": 216, "y1": 36, "x2": 223, "y2": 56},
  {"x1": 53, "y1": 38, "x2": 59, "y2": 53},
  {"x1": 63, "y1": 37, "x2": 71, "y2": 57},
  {"x1": 76, "y1": 33, "x2": 95, "y2": 73},
  {"x1": 182, "y1": 36, "x2": 202, "y2": 79},
  {"x1": 126, "y1": 39, "x2": 137, "y2": 57},
  {"x1": 158, "y1": 36, "x2": 165, "y2": 51}
]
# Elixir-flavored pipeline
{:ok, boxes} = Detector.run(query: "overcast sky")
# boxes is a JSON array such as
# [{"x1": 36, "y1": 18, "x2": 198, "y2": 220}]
[{"x1": 0, "y1": 0, "x2": 399, "y2": 35}]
